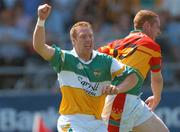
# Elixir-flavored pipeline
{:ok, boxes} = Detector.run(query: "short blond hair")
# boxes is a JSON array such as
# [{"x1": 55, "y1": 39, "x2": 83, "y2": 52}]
[
  {"x1": 70, "y1": 21, "x2": 92, "y2": 43},
  {"x1": 133, "y1": 10, "x2": 158, "y2": 29}
]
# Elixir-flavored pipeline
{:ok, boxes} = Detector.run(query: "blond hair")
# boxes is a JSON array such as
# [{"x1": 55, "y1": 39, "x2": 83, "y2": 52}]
[
  {"x1": 70, "y1": 21, "x2": 92, "y2": 43},
  {"x1": 133, "y1": 10, "x2": 158, "y2": 29}
]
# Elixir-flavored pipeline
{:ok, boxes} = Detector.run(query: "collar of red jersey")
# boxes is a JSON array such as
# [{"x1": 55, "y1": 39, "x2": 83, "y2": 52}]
[{"x1": 131, "y1": 29, "x2": 142, "y2": 33}]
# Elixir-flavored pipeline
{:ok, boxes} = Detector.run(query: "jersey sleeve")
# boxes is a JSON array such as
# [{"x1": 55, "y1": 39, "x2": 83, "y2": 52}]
[
  {"x1": 98, "y1": 43, "x2": 115, "y2": 56},
  {"x1": 110, "y1": 58, "x2": 137, "y2": 80},
  {"x1": 110, "y1": 58, "x2": 126, "y2": 79},
  {"x1": 111, "y1": 58, "x2": 144, "y2": 94},
  {"x1": 49, "y1": 44, "x2": 64, "y2": 73},
  {"x1": 148, "y1": 43, "x2": 162, "y2": 72},
  {"x1": 98, "y1": 39, "x2": 123, "y2": 58},
  {"x1": 149, "y1": 57, "x2": 162, "y2": 72}
]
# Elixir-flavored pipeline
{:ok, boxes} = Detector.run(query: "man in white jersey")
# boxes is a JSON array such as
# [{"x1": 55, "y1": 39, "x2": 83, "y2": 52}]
[{"x1": 33, "y1": 4, "x2": 142, "y2": 132}]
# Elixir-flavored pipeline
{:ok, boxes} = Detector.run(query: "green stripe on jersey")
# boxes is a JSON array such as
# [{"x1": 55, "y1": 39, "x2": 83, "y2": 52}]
[
  {"x1": 151, "y1": 65, "x2": 161, "y2": 70},
  {"x1": 63, "y1": 51, "x2": 113, "y2": 82},
  {"x1": 50, "y1": 45, "x2": 113, "y2": 82}
]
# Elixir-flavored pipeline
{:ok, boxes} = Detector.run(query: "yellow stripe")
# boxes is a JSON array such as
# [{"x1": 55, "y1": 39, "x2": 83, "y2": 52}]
[
  {"x1": 112, "y1": 66, "x2": 125, "y2": 79},
  {"x1": 138, "y1": 46, "x2": 161, "y2": 57},
  {"x1": 119, "y1": 50, "x2": 150, "y2": 78},
  {"x1": 59, "y1": 86, "x2": 106, "y2": 119},
  {"x1": 110, "y1": 49, "x2": 114, "y2": 55}
]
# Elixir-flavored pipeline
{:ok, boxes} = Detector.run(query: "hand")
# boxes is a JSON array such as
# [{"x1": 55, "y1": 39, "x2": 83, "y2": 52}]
[
  {"x1": 38, "y1": 4, "x2": 51, "y2": 20},
  {"x1": 102, "y1": 85, "x2": 119, "y2": 95},
  {"x1": 145, "y1": 96, "x2": 161, "y2": 111}
]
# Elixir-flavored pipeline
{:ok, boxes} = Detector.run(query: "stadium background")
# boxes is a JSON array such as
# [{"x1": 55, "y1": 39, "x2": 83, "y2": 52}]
[{"x1": 0, "y1": 0, "x2": 180, "y2": 131}]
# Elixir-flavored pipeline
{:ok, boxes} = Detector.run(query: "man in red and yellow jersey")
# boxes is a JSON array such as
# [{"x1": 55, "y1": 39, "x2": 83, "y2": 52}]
[
  {"x1": 99, "y1": 30, "x2": 161, "y2": 80},
  {"x1": 98, "y1": 10, "x2": 169, "y2": 132}
]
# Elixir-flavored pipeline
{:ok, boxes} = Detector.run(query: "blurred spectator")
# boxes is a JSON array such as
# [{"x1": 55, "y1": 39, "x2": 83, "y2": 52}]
[
  {"x1": 2, "y1": 0, "x2": 18, "y2": 9},
  {"x1": 0, "y1": 9, "x2": 27, "y2": 66},
  {"x1": 131, "y1": 0, "x2": 162, "y2": 13},
  {"x1": 156, "y1": 9, "x2": 175, "y2": 62},
  {"x1": 0, "y1": 0, "x2": 6, "y2": 12},
  {"x1": 166, "y1": 20, "x2": 180, "y2": 62},
  {"x1": 100, "y1": 0, "x2": 124, "y2": 23},
  {"x1": 54, "y1": 0, "x2": 78, "y2": 30},
  {"x1": 95, "y1": 12, "x2": 132, "y2": 48},
  {"x1": 73, "y1": 0, "x2": 105, "y2": 48},
  {"x1": 161, "y1": 0, "x2": 180, "y2": 18},
  {"x1": 13, "y1": 0, "x2": 33, "y2": 35},
  {"x1": 22, "y1": 0, "x2": 42, "y2": 17},
  {"x1": 166, "y1": 18, "x2": 180, "y2": 82},
  {"x1": 0, "y1": 1, "x2": 31, "y2": 89},
  {"x1": 74, "y1": 0, "x2": 103, "y2": 28}
]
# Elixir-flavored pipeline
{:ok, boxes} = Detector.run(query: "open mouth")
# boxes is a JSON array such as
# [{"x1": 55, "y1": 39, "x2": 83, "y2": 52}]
[{"x1": 85, "y1": 46, "x2": 92, "y2": 49}]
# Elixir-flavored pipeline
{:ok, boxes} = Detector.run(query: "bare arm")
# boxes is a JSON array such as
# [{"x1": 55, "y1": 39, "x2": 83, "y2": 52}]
[
  {"x1": 145, "y1": 71, "x2": 163, "y2": 111},
  {"x1": 102, "y1": 73, "x2": 138, "y2": 95},
  {"x1": 33, "y1": 4, "x2": 55, "y2": 61},
  {"x1": 151, "y1": 71, "x2": 163, "y2": 100}
]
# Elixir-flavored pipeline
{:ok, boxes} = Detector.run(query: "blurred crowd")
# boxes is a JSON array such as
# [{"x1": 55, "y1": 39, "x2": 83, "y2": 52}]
[{"x1": 0, "y1": 0, "x2": 180, "y2": 91}]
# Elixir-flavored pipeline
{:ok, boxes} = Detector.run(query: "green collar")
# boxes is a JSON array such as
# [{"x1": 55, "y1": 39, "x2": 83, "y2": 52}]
[{"x1": 131, "y1": 29, "x2": 142, "y2": 33}]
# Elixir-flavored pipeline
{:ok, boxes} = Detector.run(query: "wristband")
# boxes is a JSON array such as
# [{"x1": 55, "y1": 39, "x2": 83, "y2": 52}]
[{"x1": 37, "y1": 18, "x2": 45, "y2": 27}]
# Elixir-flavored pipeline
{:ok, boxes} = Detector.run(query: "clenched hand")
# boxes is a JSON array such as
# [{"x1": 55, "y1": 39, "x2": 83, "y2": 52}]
[{"x1": 38, "y1": 4, "x2": 51, "y2": 20}]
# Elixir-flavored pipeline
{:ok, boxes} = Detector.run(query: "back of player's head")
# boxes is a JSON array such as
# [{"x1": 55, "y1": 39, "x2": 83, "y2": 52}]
[{"x1": 133, "y1": 10, "x2": 159, "y2": 30}]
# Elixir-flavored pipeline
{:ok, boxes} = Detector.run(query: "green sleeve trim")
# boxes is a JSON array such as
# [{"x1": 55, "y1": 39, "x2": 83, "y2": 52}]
[
  {"x1": 151, "y1": 65, "x2": 161, "y2": 70},
  {"x1": 126, "y1": 69, "x2": 144, "y2": 95},
  {"x1": 49, "y1": 44, "x2": 63, "y2": 73},
  {"x1": 111, "y1": 66, "x2": 144, "y2": 95},
  {"x1": 111, "y1": 66, "x2": 136, "y2": 86}
]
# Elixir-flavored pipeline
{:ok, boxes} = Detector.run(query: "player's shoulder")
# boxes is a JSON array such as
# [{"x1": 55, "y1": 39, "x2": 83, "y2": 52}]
[{"x1": 139, "y1": 34, "x2": 161, "y2": 51}]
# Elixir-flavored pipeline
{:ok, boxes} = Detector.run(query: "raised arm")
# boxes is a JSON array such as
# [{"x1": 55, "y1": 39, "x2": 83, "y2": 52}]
[{"x1": 33, "y1": 4, "x2": 55, "y2": 61}]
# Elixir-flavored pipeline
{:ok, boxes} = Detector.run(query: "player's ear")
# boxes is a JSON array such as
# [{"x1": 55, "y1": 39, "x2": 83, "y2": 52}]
[
  {"x1": 143, "y1": 21, "x2": 150, "y2": 30},
  {"x1": 72, "y1": 39, "x2": 76, "y2": 46}
]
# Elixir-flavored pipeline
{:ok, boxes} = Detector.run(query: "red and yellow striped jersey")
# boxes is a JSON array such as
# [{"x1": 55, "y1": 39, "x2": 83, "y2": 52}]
[{"x1": 98, "y1": 31, "x2": 162, "y2": 79}]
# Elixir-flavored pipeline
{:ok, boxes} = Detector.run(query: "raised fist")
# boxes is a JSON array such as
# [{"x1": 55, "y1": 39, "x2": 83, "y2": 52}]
[{"x1": 38, "y1": 4, "x2": 51, "y2": 20}]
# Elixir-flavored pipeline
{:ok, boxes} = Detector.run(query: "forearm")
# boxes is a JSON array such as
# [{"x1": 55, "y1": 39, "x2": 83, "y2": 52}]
[
  {"x1": 33, "y1": 19, "x2": 46, "y2": 53},
  {"x1": 116, "y1": 73, "x2": 138, "y2": 93},
  {"x1": 102, "y1": 73, "x2": 138, "y2": 95},
  {"x1": 151, "y1": 72, "x2": 163, "y2": 100}
]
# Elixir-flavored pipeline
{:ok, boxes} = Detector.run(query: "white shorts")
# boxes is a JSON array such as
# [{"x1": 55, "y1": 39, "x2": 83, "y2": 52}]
[
  {"x1": 102, "y1": 94, "x2": 154, "y2": 132},
  {"x1": 57, "y1": 114, "x2": 108, "y2": 132}
]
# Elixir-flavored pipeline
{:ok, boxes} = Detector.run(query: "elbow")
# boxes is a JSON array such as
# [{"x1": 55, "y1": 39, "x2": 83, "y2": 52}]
[
  {"x1": 32, "y1": 40, "x2": 43, "y2": 55},
  {"x1": 33, "y1": 42, "x2": 39, "y2": 53},
  {"x1": 32, "y1": 41, "x2": 45, "y2": 59},
  {"x1": 32, "y1": 42, "x2": 37, "y2": 51}
]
